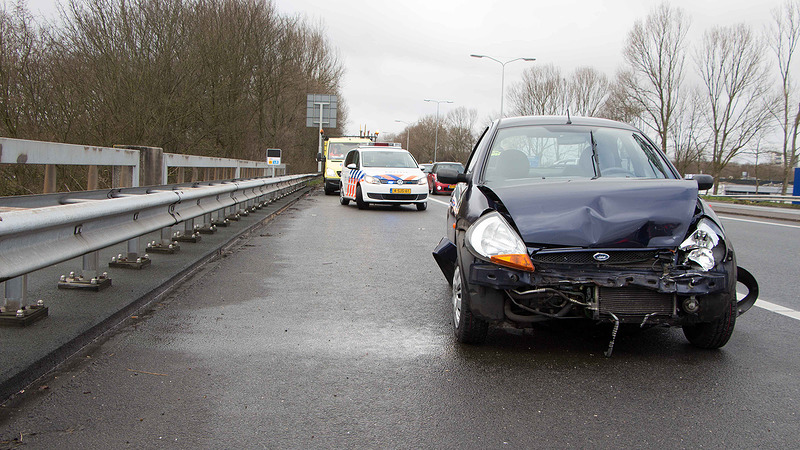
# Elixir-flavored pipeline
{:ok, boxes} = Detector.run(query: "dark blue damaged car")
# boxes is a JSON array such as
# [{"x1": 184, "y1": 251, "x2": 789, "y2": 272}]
[{"x1": 432, "y1": 116, "x2": 758, "y2": 354}]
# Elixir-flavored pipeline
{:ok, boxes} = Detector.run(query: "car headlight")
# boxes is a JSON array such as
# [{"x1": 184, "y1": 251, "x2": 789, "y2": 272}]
[
  {"x1": 679, "y1": 218, "x2": 725, "y2": 271},
  {"x1": 325, "y1": 167, "x2": 337, "y2": 177},
  {"x1": 363, "y1": 175, "x2": 381, "y2": 184},
  {"x1": 416, "y1": 177, "x2": 427, "y2": 185},
  {"x1": 466, "y1": 212, "x2": 535, "y2": 272}
]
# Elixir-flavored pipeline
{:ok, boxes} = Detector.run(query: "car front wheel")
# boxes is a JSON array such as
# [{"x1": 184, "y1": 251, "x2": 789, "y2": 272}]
[
  {"x1": 682, "y1": 295, "x2": 736, "y2": 349},
  {"x1": 417, "y1": 202, "x2": 427, "y2": 211},
  {"x1": 452, "y1": 264, "x2": 488, "y2": 344},
  {"x1": 356, "y1": 184, "x2": 368, "y2": 210}
]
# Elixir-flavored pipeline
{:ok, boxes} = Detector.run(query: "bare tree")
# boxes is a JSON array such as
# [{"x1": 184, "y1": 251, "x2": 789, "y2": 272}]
[
  {"x1": 669, "y1": 89, "x2": 707, "y2": 175},
  {"x1": 507, "y1": 64, "x2": 567, "y2": 116},
  {"x1": 598, "y1": 70, "x2": 645, "y2": 125},
  {"x1": 567, "y1": 67, "x2": 609, "y2": 117},
  {"x1": 443, "y1": 106, "x2": 477, "y2": 162},
  {"x1": 621, "y1": 2, "x2": 691, "y2": 154},
  {"x1": 696, "y1": 24, "x2": 773, "y2": 193},
  {"x1": 768, "y1": 0, "x2": 800, "y2": 193}
]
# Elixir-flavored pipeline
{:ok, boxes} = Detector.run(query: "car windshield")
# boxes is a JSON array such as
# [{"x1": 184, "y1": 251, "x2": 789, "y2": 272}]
[
  {"x1": 436, "y1": 163, "x2": 464, "y2": 173},
  {"x1": 328, "y1": 142, "x2": 363, "y2": 160},
  {"x1": 361, "y1": 151, "x2": 418, "y2": 168},
  {"x1": 483, "y1": 125, "x2": 674, "y2": 183}
]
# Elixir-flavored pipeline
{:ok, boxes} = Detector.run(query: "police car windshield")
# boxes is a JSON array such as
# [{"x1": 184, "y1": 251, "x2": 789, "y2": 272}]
[{"x1": 361, "y1": 151, "x2": 418, "y2": 168}]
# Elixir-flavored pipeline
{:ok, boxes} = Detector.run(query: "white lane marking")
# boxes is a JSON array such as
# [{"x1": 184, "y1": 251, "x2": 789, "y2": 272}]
[
  {"x1": 428, "y1": 197, "x2": 450, "y2": 207},
  {"x1": 737, "y1": 293, "x2": 800, "y2": 321},
  {"x1": 719, "y1": 215, "x2": 800, "y2": 230}
]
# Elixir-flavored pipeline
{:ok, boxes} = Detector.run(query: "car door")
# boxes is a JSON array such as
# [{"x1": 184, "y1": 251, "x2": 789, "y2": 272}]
[{"x1": 341, "y1": 150, "x2": 359, "y2": 198}]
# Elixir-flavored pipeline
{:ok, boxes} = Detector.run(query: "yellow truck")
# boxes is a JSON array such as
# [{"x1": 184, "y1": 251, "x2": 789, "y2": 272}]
[{"x1": 321, "y1": 135, "x2": 374, "y2": 195}]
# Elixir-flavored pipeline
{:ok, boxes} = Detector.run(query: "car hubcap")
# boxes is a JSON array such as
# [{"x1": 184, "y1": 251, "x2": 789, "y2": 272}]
[{"x1": 452, "y1": 266, "x2": 462, "y2": 327}]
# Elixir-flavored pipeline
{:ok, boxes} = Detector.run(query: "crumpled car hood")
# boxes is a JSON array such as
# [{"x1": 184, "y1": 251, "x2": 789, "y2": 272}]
[{"x1": 486, "y1": 178, "x2": 698, "y2": 248}]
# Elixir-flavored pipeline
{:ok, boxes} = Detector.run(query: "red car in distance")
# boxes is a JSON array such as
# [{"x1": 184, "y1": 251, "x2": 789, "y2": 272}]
[{"x1": 427, "y1": 162, "x2": 464, "y2": 195}]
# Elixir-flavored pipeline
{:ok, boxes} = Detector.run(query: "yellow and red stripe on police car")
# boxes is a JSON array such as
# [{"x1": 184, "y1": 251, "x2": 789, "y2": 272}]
[{"x1": 347, "y1": 169, "x2": 364, "y2": 197}]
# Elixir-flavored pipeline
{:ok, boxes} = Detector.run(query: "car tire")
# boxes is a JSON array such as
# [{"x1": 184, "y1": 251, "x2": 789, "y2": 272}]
[
  {"x1": 452, "y1": 264, "x2": 488, "y2": 344},
  {"x1": 324, "y1": 180, "x2": 334, "y2": 195},
  {"x1": 339, "y1": 183, "x2": 349, "y2": 205},
  {"x1": 682, "y1": 295, "x2": 736, "y2": 349},
  {"x1": 356, "y1": 184, "x2": 368, "y2": 210},
  {"x1": 416, "y1": 202, "x2": 427, "y2": 211}
]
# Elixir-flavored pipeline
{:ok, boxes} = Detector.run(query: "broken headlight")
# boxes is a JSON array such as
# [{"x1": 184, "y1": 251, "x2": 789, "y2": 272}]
[
  {"x1": 465, "y1": 212, "x2": 535, "y2": 272},
  {"x1": 679, "y1": 218, "x2": 725, "y2": 271}
]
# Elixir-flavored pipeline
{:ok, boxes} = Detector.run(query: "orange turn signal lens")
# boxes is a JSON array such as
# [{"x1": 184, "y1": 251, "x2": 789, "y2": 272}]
[{"x1": 490, "y1": 254, "x2": 535, "y2": 272}]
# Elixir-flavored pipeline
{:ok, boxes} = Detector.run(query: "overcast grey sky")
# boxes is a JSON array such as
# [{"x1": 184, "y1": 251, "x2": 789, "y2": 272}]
[{"x1": 24, "y1": 0, "x2": 785, "y2": 137}]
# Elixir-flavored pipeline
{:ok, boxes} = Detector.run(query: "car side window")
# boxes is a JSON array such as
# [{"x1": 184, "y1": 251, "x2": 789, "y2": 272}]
[
  {"x1": 466, "y1": 126, "x2": 489, "y2": 176},
  {"x1": 344, "y1": 150, "x2": 357, "y2": 167}
]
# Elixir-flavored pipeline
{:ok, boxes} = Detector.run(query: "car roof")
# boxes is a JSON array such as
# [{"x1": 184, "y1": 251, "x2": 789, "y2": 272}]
[{"x1": 496, "y1": 115, "x2": 640, "y2": 132}]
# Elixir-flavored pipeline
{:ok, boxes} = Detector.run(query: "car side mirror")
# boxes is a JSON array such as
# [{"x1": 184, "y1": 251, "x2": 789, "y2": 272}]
[
  {"x1": 316, "y1": 153, "x2": 324, "y2": 162},
  {"x1": 686, "y1": 174, "x2": 714, "y2": 191},
  {"x1": 346, "y1": 163, "x2": 357, "y2": 170},
  {"x1": 437, "y1": 169, "x2": 469, "y2": 184}
]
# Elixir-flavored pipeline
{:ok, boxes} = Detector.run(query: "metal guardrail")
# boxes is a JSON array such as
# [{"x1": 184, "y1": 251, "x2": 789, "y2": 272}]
[
  {"x1": 711, "y1": 194, "x2": 798, "y2": 202},
  {"x1": 0, "y1": 173, "x2": 317, "y2": 324},
  {"x1": 0, "y1": 175, "x2": 313, "y2": 281},
  {"x1": 0, "y1": 136, "x2": 313, "y2": 324},
  {"x1": 0, "y1": 137, "x2": 287, "y2": 191}
]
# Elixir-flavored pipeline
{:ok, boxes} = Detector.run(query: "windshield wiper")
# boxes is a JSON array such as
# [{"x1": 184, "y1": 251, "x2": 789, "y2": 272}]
[{"x1": 589, "y1": 131, "x2": 600, "y2": 179}]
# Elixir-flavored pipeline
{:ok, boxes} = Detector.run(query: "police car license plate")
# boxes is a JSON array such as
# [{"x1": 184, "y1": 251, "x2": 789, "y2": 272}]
[{"x1": 390, "y1": 188, "x2": 411, "y2": 194}]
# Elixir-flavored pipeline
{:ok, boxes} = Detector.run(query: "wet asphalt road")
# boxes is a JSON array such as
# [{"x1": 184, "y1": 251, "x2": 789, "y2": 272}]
[{"x1": 1, "y1": 189, "x2": 799, "y2": 448}]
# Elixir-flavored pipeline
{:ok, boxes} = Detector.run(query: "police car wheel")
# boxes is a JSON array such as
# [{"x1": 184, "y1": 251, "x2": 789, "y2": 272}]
[
  {"x1": 356, "y1": 185, "x2": 369, "y2": 210},
  {"x1": 416, "y1": 202, "x2": 427, "y2": 211},
  {"x1": 339, "y1": 184, "x2": 349, "y2": 205}
]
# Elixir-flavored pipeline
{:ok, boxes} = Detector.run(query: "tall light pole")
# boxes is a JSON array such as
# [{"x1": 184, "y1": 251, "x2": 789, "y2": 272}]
[
  {"x1": 470, "y1": 54, "x2": 536, "y2": 118},
  {"x1": 394, "y1": 119, "x2": 411, "y2": 150},
  {"x1": 424, "y1": 99, "x2": 453, "y2": 163}
]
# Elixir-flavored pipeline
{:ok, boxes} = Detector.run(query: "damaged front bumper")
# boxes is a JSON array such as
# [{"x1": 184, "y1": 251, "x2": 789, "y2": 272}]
[{"x1": 432, "y1": 237, "x2": 758, "y2": 325}]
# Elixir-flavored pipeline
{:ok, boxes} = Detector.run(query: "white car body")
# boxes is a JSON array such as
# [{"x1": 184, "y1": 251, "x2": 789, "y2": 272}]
[{"x1": 339, "y1": 146, "x2": 428, "y2": 210}]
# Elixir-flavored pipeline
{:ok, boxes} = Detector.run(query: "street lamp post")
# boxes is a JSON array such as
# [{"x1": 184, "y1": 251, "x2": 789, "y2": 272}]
[
  {"x1": 424, "y1": 99, "x2": 453, "y2": 163},
  {"x1": 470, "y1": 54, "x2": 536, "y2": 118},
  {"x1": 394, "y1": 120, "x2": 411, "y2": 150}
]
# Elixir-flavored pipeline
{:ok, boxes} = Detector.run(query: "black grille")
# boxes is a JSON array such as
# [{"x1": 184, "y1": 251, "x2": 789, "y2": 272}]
[
  {"x1": 367, "y1": 193, "x2": 426, "y2": 201},
  {"x1": 598, "y1": 287, "x2": 675, "y2": 317},
  {"x1": 531, "y1": 250, "x2": 661, "y2": 269}
]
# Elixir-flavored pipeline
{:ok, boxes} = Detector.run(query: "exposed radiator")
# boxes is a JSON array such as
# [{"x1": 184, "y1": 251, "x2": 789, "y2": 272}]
[{"x1": 598, "y1": 287, "x2": 675, "y2": 317}]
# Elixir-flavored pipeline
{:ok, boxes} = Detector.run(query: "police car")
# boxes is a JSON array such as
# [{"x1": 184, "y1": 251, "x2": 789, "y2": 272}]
[{"x1": 339, "y1": 143, "x2": 428, "y2": 211}]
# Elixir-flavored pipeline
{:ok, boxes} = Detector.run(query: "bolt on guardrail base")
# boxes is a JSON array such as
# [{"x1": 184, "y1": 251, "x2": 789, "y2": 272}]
[
  {"x1": 211, "y1": 219, "x2": 230, "y2": 228},
  {"x1": 0, "y1": 301, "x2": 48, "y2": 327},
  {"x1": 146, "y1": 240, "x2": 180, "y2": 254},
  {"x1": 174, "y1": 231, "x2": 202, "y2": 243},
  {"x1": 58, "y1": 272, "x2": 112, "y2": 291},
  {"x1": 197, "y1": 224, "x2": 218, "y2": 234},
  {"x1": 109, "y1": 253, "x2": 152, "y2": 270}
]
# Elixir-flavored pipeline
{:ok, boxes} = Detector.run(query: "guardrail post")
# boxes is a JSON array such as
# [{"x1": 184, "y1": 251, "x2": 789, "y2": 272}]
[
  {"x1": 43, "y1": 164, "x2": 57, "y2": 193},
  {"x1": 58, "y1": 250, "x2": 111, "y2": 291},
  {"x1": 1, "y1": 275, "x2": 48, "y2": 326},
  {"x1": 147, "y1": 226, "x2": 180, "y2": 254},
  {"x1": 87, "y1": 165, "x2": 98, "y2": 190},
  {"x1": 212, "y1": 207, "x2": 230, "y2": 227},
  {"x1": 175, "y1": 218, "x2": 201, "y2": 243},
  {"x1": 109, "y1": 236, "x2": 151, "y2": 269}
]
